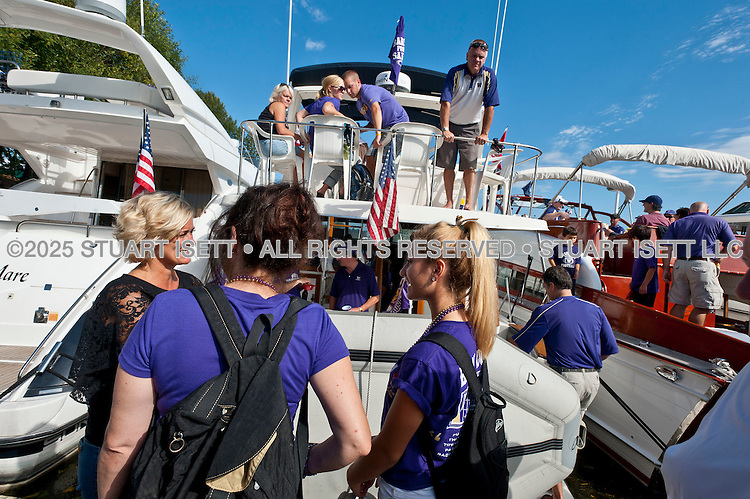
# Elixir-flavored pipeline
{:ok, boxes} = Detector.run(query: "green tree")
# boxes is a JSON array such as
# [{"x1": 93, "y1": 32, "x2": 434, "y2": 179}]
[{"x1": 194, "y1": 89, "x2": 258, "y2": 163}]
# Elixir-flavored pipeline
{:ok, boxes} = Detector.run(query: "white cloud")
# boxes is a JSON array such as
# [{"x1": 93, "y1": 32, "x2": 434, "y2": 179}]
[
  {"x1": 305, "y1": 39, "x2": 326, "y2": 51},
  {"x1": 600, "y1": 94, "x2": 657, "y2": 127},
  {"x1": 299, "y1": 0, "x2": 327, "y2": 22},
  {"x1": 654, "y1": 4, "x2": 750, "y2": 79}
]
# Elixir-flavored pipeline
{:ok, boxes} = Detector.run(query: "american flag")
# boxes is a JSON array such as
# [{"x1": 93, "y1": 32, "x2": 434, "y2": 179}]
[
  {"x1": 132, "y1": 111, "x2": 155, "y2": 197},
  {"x1": 493, "y1": 126, "x2": 508, "y2": 173},
  {"x1": 367, "y1": 141, "x2": 399, "y2": 240}
]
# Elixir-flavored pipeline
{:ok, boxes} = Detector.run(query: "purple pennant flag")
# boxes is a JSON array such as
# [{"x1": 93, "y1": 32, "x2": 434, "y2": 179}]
[{"x1": 389, "y1": 16, "x2": 405, "y2": 86}]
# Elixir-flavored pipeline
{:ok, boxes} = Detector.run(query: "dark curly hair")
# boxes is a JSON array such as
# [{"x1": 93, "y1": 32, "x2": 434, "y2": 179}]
[{"x1": 209, "y1": 183, "x2": 323, "y2": 281}]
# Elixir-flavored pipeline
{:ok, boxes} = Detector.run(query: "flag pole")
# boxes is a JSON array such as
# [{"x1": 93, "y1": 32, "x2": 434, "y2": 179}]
[
  {"x1": 286, "y1": 0, "x2": 292, "y2": 84},
  {"x1": 140, "y1": 0, "x2": 145, "y2": 37},
  {"x1": 494, "y1": 0, "x2": 509, "y2": 71},
  {"x1": 490, "y1": 0, "x2": 502, "y2": 71}
]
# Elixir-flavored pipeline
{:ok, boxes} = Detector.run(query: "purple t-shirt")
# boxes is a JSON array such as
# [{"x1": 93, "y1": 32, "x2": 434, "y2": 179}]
[
  {"x1": 513, "y1": 296, "x2": 619, "y2": 369},
  {"x1": 304, "y1": 96, "x2": 340, "y2": 148},
  {"x1": 631, "y1": 255, "x2": 659, "y2": 294},
  {"x1": 330, "y1": 262, "x2": 379, "y2": 311},
  {"x1": 119, "y1": 287, "x2": 349, "y2": 419},
  {"x1": 356, "y1": 84, "x2": 409, "y2": 129},
  {"x1": 304, "y1": 96, "x2": 340, "y2": 116},
  {"x1": 663, "y1": 212, "x2": 736, "y2": 258},
  {"x1": 552, "y1": 243, "x2": 581, "y2": 280},
  {"x1": 381, "y1": 321, "x2": 480, "y2": 490}
]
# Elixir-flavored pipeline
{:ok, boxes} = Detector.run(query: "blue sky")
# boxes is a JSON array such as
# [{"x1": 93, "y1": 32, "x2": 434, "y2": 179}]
[{"x1": 155, "y1": 0, "x2": 750, "y2": 220}]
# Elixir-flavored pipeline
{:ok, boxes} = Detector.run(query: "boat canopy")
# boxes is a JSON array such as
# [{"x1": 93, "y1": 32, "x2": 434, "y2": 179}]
[
  {"x1": 513, "y1": 167, "x2": 636, "y2": 202},
  {"x1": 582, "y1": 145, "x2": 750, "y2": 178}
]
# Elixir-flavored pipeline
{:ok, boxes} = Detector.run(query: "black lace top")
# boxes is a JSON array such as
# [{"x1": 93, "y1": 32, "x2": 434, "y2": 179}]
[{"x1": 70, "y1": 271, "x2": 202, "y2": 447}]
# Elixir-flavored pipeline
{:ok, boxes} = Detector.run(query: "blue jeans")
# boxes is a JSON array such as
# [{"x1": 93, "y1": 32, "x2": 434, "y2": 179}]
[
  {"x1": 259, "y1": 138, "x2": 289, "y2": 157},
  {"x1": 78, "y1": 436, "x2": 100, "y2": 499}
]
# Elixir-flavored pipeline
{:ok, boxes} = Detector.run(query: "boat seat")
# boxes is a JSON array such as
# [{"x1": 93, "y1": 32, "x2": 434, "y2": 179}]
[
  {"x1": 245, "y1": 121, "x2": 301, "y2": 184},
  {"x1": 300, "y1": 115, "x2": 360, "y2": 199},
  {"x1": 390, "y1": 123, "x2": 443, "y2": 206}
]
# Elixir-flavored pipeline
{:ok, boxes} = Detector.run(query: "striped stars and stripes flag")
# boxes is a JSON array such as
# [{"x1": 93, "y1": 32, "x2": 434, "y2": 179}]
[
  {"x1": 367, "y1": 140, "x2": 400, "y2": 240},
  {"x1": 132, "y1": 110, "x2": 155, "y2": 197}
]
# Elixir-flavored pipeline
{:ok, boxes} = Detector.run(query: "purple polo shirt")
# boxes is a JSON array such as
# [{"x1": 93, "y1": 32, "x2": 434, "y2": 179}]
[
  {"x1": 631, "y1": 255, "x2": 659, "y2": 294},
  {"x1": 119, "y1": 287, "x2": 349, "y2": 419},
  {"x1": 381, "y1": 321, "x2": 480, "y2": 490},
  {"x1": 663, "y1": 212, "x2": 735, "y2": 258},
  {"x1": 356, "y1": 84, "x2": 409, "y2": 129},
  {"x1": 513, "y1": 296, "x2": 618, "y2": 369},
  {"x1": 330, "y1": 261, "x2": 379, "y2": 310}
]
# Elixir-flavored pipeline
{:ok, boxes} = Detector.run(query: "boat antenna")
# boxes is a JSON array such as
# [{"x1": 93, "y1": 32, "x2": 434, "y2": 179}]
[
  {"x1": 494, "y1": 0, "x2": 509, "y2": 71},
  {"x1": 286, "y1": 0, "x2": 292, "y2": 84},
  {"x1": 490, "y1": 0, "x2": 501, "y2": 71},
  {"x1": 140, "y1": 0, "x2": 145, "y2": 37}
]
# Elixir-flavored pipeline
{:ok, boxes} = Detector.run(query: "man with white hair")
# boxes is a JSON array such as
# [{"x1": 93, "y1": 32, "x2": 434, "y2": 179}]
[
  {"x1": 662, "y1": 201, "x2": 736, "y2": 326},
  {"x1": 540, "y1": 196, "x2": 571, "y2": 221}
]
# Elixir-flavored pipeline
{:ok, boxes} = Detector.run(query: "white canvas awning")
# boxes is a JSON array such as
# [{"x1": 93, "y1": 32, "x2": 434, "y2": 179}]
[
  {"x1": 582, "y1": 144, "x2": 750, "y2": 177},
  {"x1": 513, "y1": 167, "x2": 636, "y2": 202}
]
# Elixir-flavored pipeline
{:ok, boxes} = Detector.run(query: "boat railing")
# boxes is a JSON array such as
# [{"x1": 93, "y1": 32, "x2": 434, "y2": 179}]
[{"x1": 240, "y1": 117, "x2": 542, "y2": 212}]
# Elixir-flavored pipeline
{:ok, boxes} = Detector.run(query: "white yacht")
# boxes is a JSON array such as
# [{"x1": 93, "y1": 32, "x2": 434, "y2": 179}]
[
  {"x1": 1, "y1": 1, "x2": 581, "y2": 497},
  {"x1": 0, "y1": 0, "x2": 256, "y2": 489}
]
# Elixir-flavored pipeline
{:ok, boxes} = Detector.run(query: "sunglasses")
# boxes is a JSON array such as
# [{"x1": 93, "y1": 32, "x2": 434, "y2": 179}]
[
  {"x1": 470, "y1": 41, "x2": 489, "y2": 50},
  {"x1": 333, "y1": 85, "x2": 345, "y2": 92}
]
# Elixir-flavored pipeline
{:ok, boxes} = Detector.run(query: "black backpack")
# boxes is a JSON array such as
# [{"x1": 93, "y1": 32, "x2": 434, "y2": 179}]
[
  {"x1": 417, "y1": 331, "x2": 509, "y2": 499},
  {"x1": 128, "y1": 284, "x2": 310, "y2": 498}
]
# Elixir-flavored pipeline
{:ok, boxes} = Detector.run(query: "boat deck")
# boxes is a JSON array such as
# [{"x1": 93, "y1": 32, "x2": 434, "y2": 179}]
[{"x1": 0, "y1": 345, "x2": 35, "y2": 393}]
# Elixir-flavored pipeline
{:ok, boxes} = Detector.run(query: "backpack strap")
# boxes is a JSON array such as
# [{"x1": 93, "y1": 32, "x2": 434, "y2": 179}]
[
  {"x1": 190, "y1": 284, "x2": 247, "y2": 365},
  {"x1": 416, "y1": 331, "x2": 485, "y2": 485},
  {"x1": 420, "y1": 331, "x2": 484, "y2": 399}
]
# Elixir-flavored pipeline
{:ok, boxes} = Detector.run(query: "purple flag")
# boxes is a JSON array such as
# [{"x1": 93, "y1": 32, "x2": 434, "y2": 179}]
[{"x1": 389, "y1": 16, "x2": 405, "y2": 86}]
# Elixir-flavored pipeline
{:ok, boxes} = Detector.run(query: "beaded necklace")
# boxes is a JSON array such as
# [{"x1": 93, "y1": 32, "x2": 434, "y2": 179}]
[
  {"x1": 421, "y1": 302, "x2": 465, "y2": 337},
  {"x1": 225, "y1": 275, "x2": 277, "y2": 293}
]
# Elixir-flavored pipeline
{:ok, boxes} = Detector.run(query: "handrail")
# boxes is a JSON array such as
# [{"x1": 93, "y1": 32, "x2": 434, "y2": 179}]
[
  {"x1": 241, "y1": 118, "x2": 542, "y2": 211},
  {"x1": 16, "y1": 219, "x2": 95, "y2": 237}
]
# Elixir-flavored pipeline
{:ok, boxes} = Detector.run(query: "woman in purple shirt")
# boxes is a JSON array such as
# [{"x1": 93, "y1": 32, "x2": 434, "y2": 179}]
[
  {"x1": 97, "y1": 184, "x2": 371, "y2": 498},
  {"x1": 295, "y1": 74, "x2": 349, "y2": 197},
  {"x1": 347, "y1": 218, "x2": 499, "y2": 498}
]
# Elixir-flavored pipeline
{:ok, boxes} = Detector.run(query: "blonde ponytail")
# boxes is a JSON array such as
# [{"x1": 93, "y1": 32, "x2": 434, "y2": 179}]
[{"x1": 412, "y1": 218, "x2": 499, "y2": 357}]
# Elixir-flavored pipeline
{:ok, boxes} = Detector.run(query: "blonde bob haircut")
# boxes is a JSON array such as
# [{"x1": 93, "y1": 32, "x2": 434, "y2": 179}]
[
  {"x1": 268, "y1": 83, "x2": 292, "y2": 103},
  {"x1": 113, "y1": 191, "x2": 194, "y2": 263},
  {"x1": 316, "y1": 75, "x2": 344, "y2": 100},
  {"x1": 411, "y1": 217, "x2": 499, "y2": 357}
]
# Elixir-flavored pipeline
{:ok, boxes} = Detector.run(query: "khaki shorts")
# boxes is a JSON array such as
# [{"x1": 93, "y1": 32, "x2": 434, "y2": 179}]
[
  {"x1": 668, "y1": 259, "x2": 724, "y2": 310},
  {"x1": 436, "y1": 122, "x2": 481, "y2": 171},
  {"x1": 561, "y1": 371, "x2": 601, "y2": 417}
]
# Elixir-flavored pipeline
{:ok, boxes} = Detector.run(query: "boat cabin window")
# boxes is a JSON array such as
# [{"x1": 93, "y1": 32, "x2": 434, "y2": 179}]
[{"x1": 97, "y1": 162, "x2": 212, "y2": 225}]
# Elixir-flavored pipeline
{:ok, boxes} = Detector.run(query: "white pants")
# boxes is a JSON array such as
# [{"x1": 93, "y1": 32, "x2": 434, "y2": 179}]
[{"x1": 378, "y1": 478, "x2": 435, "y2": 499}]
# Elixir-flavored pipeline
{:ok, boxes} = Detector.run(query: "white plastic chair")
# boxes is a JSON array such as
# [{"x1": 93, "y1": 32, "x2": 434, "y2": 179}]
[
  {"x1": 299, "y1": 115, "x2": 360, "y2": 199},
  {"x1": 389, "y1": 123, "x2": 443, "y2": 206},
  {"x1": 454, "y1": 146, "x2": 522, "y2": 211},
  {"x1": 245, "y1": 121, "x2": 300, "y2": 184}
]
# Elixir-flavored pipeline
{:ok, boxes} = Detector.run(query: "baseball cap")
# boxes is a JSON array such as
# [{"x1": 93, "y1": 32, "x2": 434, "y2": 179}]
[
  {"x1": 664, "y1": 209, "x2": 676, "y2": 216},
  {"x1": 553, "y1": 195, "x2": 567, "y2": 203},
  {"x1": 639, "y1": 195, "x2": 663, "y2": 205}
]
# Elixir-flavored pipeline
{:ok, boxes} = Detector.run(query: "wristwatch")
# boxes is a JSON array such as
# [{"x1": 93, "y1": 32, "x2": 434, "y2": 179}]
[{"x1": 442, "y1": 126, "x2": 449, "y2": 131}]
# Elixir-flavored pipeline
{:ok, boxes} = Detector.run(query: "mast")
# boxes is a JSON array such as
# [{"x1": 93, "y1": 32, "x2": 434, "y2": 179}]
[{"x1": 286, "y1": 0, "x2": 292, "y2": 83}]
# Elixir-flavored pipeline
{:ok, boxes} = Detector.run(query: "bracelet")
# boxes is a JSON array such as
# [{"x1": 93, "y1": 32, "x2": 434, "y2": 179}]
[{"x1": 303, "y1": 443, "x2": 317, "y2": 477}]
